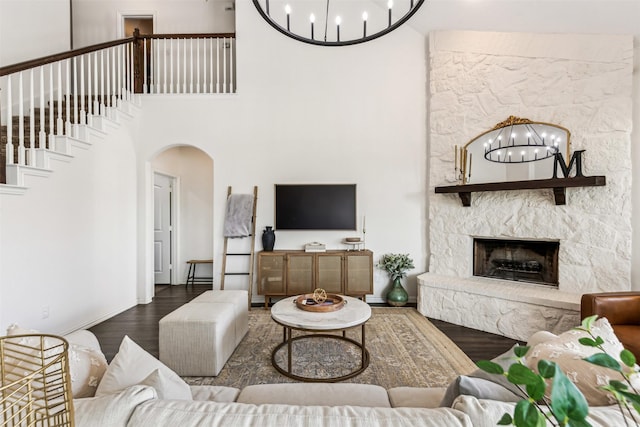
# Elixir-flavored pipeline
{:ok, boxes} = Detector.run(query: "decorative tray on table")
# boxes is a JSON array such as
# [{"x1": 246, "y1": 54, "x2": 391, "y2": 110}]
[{"x1": 295, "y1": 289, "x2": 345, "y2": 312}]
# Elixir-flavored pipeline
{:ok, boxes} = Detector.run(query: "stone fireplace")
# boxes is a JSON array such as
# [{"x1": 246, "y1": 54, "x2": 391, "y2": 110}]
[
  {"x1": 473, "y1": 238, "x2": 559, "y2": 287},
  {"x1": 418, "y1": 31, "x2": 633, "y2": 341}
]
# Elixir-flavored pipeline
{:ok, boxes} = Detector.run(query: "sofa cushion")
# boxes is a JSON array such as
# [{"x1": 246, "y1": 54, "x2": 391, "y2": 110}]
[
  {"x1": 128, "y1": 399, "x2": 474, "y2": 427},
  {"x1": 6, "y1": 324, "x2": 107, "y2": 398},
  {"x1": 190, "y1": 385, "x2": 240, "y2": 402},
  {"x1": 73, "y1": 385, "x2": 157, "y2": 427},
  {"x1": 236, "y1": 383, "x2": 391, "y2": 407},
  {"x1": 451, "y1": 395, "x2": 639, "y2": 427},
  {"x1": 387, "y1": 387, "x2": 447, "y2": 408},
  {"x1": 526, "y1": 317, "x2": 640, "y2": 406},
  {"x1": 439, "y1": 345, "x2": 522, "y2": 407},
  {"x1": 139, "y1": 369, "x2": 192, "y2": 400},
  {"x1": 95, "y1": 335, "x2": 190, "y2": 398}
]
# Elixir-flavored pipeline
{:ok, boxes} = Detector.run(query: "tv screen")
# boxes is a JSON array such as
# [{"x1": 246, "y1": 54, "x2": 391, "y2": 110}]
[{"x1": 275, "y1": 184, "x2": 357, "y2": 230}]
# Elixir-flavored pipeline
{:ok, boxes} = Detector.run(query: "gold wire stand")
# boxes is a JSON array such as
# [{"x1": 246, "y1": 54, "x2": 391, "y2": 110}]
[{"x1": 0, "y1": 334, "x2": 75, "y2": 426}]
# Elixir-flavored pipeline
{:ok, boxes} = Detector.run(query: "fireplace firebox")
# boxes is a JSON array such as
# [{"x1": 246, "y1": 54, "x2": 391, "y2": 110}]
[{"x1": 473, "y1": 238, "x2": 559, "y2": 286}]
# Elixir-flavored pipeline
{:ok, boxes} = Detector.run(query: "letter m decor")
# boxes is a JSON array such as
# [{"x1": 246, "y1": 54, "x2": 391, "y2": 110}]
[{"x1": 553, "y1": 150, "x2": 586, "y2": 178}]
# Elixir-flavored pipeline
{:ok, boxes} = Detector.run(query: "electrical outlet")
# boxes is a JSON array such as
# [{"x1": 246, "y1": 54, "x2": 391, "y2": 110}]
[{"x1": 42, "y1": 306, "x2": 49, "y2": 319}]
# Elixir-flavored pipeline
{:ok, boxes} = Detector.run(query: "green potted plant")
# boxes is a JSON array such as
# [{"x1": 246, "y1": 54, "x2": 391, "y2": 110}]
[
  {"x1": 377, "y1": 253, "x2": 414, "y2": 307},
  {"x1": 477, "y1": 315, "x2": 640, "y2": 427}
]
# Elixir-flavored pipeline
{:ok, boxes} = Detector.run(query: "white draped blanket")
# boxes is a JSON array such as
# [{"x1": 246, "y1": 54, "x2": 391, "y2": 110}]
[{"x1": 223, "y1": 194, "x2": 254, "y2": 238}]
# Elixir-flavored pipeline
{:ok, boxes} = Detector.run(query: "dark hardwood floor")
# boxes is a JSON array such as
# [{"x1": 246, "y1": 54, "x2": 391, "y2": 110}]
[{"x1": 89, "y1": 284, "x2": 520, "y2": 364}]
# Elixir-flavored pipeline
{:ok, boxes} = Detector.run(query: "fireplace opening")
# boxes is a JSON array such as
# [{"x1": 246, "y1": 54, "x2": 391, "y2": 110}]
[{"x1": 473, "y1": 238, "x2": 559, "y2": 286}]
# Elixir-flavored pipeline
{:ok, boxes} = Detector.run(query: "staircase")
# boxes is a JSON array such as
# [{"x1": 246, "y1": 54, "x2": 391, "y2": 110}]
[{"x1": 0, "y1": 96, "x2": 139, "y2": 191}]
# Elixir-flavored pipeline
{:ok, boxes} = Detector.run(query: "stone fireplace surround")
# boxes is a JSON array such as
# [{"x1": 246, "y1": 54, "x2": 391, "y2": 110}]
[{"x1": 418, "y1": 31, "x2": 633, "y2": 341}]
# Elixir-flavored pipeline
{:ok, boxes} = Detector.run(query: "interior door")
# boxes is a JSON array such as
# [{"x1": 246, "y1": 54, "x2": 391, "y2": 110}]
[{"x1": 154, "y1": 173, "x2": 173, "y2": 284}]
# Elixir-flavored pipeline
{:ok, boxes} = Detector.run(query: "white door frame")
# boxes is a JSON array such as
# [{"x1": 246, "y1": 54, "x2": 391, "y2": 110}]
[
  {"x1": 152, "y1": 170, "x2": 180, "y2": 288},
  {"x1": 117, "y1": 11, "x2": 158, "y2": 37}
]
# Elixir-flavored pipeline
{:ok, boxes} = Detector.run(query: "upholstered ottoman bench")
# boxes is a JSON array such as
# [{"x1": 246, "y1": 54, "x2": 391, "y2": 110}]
[
  {"x1": 159, "y1": 301, "x2": 239, "y2": 376},
  {"x1": 189, "y1": 290, "x2": 249, "y2": 347}
]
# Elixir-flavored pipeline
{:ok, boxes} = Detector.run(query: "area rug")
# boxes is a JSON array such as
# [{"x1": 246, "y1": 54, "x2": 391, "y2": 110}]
[{"x1": 183, "y1": 307, "x2": 476, "y2": 389}]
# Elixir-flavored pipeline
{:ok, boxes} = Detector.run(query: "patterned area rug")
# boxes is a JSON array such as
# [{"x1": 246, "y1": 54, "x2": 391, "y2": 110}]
[{"x1": 183, "y1": 307, "x2": 476, "y2": 389}]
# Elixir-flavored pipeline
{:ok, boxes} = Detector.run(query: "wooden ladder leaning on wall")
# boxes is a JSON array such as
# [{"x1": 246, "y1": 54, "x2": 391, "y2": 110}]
[{"x1": 220, "y1": 186, "x2": 258, "y2": 310}]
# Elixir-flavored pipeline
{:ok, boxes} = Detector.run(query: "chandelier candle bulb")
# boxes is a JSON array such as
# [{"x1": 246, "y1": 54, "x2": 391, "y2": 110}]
[
  {"x1": 388, "y1": 0, "x2": 393, "y2": 27},
  {"x1": 285, "y1": 4, "x2": 291, "y2": 31},
  {"x1": 310, "y1": 14, "x2": 315, "y2": 39},
  {"x1": 468, "y1": 153, "x2": 472, "y2": 179},
  {"x1": 335, "y1": 16, "x2": 341, "y2": 41},
  {"x1": 265, "y1": 0, "x2": 270, "y2": 15},
  {"x1": 362, "y1": 12, "x2": 368, "y2": 37}
]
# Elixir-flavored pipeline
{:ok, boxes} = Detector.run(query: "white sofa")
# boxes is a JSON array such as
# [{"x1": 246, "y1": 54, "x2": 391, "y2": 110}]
[
  {"x1": 59, "y1": 318, "x2": 639, "y2": 427},
  {"x1": 9, "y1": 317, "x2": 638, "y2": 426}
]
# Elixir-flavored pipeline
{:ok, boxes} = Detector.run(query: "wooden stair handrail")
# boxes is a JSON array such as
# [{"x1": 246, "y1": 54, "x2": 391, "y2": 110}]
[{"x1": 0, "y1": 32, "x2": 236, "y2": 77}]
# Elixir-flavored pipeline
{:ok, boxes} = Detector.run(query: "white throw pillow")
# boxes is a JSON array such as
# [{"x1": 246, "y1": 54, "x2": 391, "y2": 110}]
[
  {"x1": 526, "y1": 317, "x2": 640, "y2": 406},
  {"x1": 139, "y1": 369, "x2": 192, "y2": 400},
  {"x1": 95, "y1": 335, "x2": 191, "y2": 400},
  {"x1": 6, "y1": 324, "x2": 107, "y2": 398},
  {"x1": 74, "y1": 385, "x2": 157, "y2": 427}
]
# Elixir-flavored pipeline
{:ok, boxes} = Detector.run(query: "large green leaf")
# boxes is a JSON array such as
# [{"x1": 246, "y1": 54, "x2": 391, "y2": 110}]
[
  {"x1": 581, "y1": 315, "x2": 598, "y2": 330},
  {"x1": 620, "y1": 349, "x2": 636, "y2": 367},
  {"x1": 513, "y1": 400, "x2": 545, "y2": 427},
  {"x1": 550, "y1": 366, "x2": 589, "y2": 423},
  {"x1": 477, "y1": 360, "x2": 504, "y2": 375},
  {"x1": 514, "y1": 345, "x2": 530, "y2": 358},
  {"x1": 538, "y1": 360, "x2": 557, "y2": 379},
  {"x1": 583, "y1": 353, "x2": 622, "y2": 372},
  {"x1": 526, "y1": 375, "x2": 547, "y2": 401},
  {"x1": 497, "y1": 413, "x2": 513, "y2": 425},
  {"x1": 508, "y1": 364, "x2": 540, "y2": 386},
  {"x1": 578, "y1": 336, "x2": 603, "y2": 347}
]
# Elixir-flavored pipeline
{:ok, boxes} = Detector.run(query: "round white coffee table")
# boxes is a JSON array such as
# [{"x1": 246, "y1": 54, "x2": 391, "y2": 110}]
[{"x1": 270, "y1": 295, "x2": 372, "y2": 382}]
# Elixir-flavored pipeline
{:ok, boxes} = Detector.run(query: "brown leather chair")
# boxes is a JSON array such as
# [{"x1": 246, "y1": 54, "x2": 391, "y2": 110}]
[{"x1": 581, "y1": 292, "x2": 640, "y2": 359}]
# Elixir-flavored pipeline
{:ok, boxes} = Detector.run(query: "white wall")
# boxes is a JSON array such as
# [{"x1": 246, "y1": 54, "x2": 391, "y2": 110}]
[
  {"x1": 0, "y1": 0, "x2": 70, "y2": 66},
  {"x1": 72, "y1": 0, "x2": 235, "y2": 48},
  {"x1": 151, "y1": 146, "x2": 214, "y2": 284},
  {"x1": 133, "y1": 0, "x2": 428, "y2": 303},
  {"x1": 0, "y1": 122, "x2": 139, "y2": 334}
]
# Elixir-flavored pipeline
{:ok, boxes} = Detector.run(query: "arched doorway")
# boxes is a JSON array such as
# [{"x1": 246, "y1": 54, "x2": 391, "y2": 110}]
[{"x1": 150, "y1": 145, "x2": 214, "y2": 295}]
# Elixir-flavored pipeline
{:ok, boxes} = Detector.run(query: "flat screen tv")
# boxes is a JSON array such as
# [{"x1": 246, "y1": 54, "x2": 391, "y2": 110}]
[{"x1": 275, "y1": 184, "x2": 357, "y2": 230}]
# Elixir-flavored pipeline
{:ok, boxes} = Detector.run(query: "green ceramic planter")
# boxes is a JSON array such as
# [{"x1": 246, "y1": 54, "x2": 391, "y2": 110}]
[{"x1": 387, "y1": 277, "x2": 409, "y2": 307}]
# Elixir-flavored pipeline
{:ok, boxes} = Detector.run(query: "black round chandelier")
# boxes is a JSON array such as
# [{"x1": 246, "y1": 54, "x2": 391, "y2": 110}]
[{"x1": 252, "y1": 0, "x2": 426, "y2": 46}]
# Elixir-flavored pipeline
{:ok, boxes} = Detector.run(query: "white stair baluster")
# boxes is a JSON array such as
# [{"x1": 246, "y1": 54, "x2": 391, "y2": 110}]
[
  {"x1": 6, "y1": 75, "x2": 13, "y2": 165},
  {"x1": 48, "y1": 64, "x2": 55, "y2": 148},
  {"x1": 143, "y1": 39, "x2": 148, "y2": 94},
  {"x1": 223, "y1": 38, "x2": 227, "y2": 94},
  {"x1": 118, "y1": 45, "x2": 123, "y2": 103},
  {"x1": 100, "y1": 50, "x2": 105, "y2": 115},
  {"x1": 129, "y1": 42, "x2": 134, "y2": 100},
  {"x1": 229, "y1": 37, "x2": 234, "y2": 93},
  {"x1": 18, "y1": 72, "x2": 25, "y2": 165},
  {"x1": 93, "y1": 52, "x2": 99, "y2": 116},
  {"x1": 149, "y1": 39, "x2": 155, "y2": 93},
  {"x1": 105, "y1": 48, "x2": 111, "y2": 117},
  {"x1": 80, "y1": 55, "x2": 86, "y2": 125},
  {"x1": 163, "y1": 39, "x2": 167, "y2": 94},
  {"x1": 183, "y1": 38, "x2": 187, "y2": 94},
  {"x1": 39, "y1": 66, "x2": 46, "y2": 149},
  {"x1": 172, "y1": 38, "x2": 176, "y2": 94},
  {"x1": 197, "y1": 38, "x2": 201, "y2": 93},
  {"x1": 202, "y1": 38, "x2": 207, "y2": 94},
  {"x1": 65, "y1": 58, "x2": 71, "y2": 134},
  {"x1": 73, "y1": 57, "x2": 78, "y2": 134},
  {"x1": 57, "y1": 61, "x2": 63, "y2": 136},
  {"x1": 87, "y1": 53, "x2": 93, "y2": 127},
  {"x1": 189, "y1": 38, "x2": 194, "y2": 94},
  {"x1": 209, "y1": 38, "x2": 214, "y2": 93},
  {"x1": 28, "y1": 69, "x2": 35, "y2": 165},
  {"x1": 216, "y1": 38, "x2": 220, "y2": 94},
  {"x1": 112, "y1": 46, "x2": 117, "y2": 105}
]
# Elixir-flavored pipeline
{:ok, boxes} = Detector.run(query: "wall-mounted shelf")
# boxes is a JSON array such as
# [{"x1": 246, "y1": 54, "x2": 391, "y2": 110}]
[{"x1": 435, "y1": 176, "x2": 606, "y2": 207}]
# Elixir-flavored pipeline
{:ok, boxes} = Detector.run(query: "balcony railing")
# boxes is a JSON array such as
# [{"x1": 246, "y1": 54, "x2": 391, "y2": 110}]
[{"x1": 0, "y1": 31, "x2": 236, "y2": 184}]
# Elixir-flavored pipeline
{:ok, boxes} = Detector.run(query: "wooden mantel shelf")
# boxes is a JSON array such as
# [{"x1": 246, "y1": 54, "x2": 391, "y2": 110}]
[{"x1": 435, "y1": 176, "x2": 606, "y2": 207}]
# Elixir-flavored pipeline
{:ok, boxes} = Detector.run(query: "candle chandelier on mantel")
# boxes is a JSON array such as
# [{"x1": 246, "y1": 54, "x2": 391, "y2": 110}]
[
  {"x1": 481, "y1": 116, "x2": 567, "y2": 164},
  {"x1": 252, "y1": 0, "x2": 426, "y2": 46}
]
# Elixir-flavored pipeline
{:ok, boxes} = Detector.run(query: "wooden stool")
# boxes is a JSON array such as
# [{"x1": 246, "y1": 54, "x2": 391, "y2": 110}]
[{"x1": 186, "y1": 259, "x2": 213, "y2": 287}]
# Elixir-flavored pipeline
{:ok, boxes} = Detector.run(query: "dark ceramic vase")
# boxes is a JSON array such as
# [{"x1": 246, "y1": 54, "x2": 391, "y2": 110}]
[
  {"x1": 387, "y1": 277, "x2": 409, "y2": 307},
  {"x1": 262, "y1": 226, "x2": 275, "y2": 251}
]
